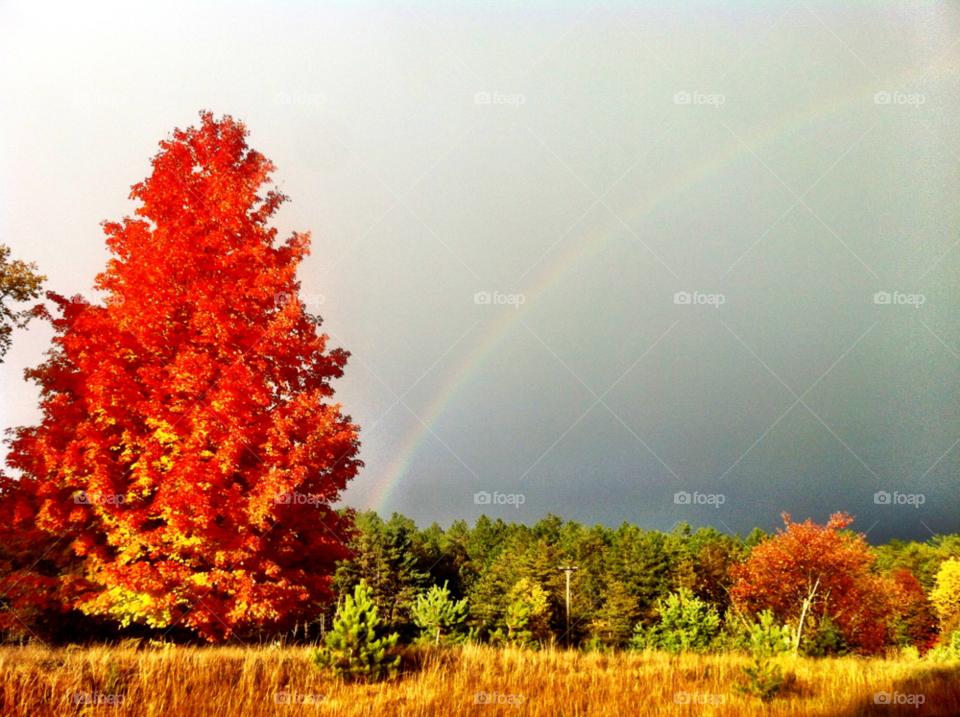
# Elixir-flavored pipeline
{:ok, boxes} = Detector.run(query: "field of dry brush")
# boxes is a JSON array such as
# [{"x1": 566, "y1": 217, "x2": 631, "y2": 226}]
[{"x1": 2, "y1": 643, "x2": 958, "y2": 716}]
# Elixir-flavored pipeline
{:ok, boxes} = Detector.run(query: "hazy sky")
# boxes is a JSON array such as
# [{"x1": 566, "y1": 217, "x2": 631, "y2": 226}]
[{"x1": 1, "y1": 0, "x2": 958, "y2": 542}]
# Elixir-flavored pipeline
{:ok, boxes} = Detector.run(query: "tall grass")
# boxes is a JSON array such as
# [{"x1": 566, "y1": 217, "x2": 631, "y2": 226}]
[{"x1": 1, "y1": 643, "x2": 957, "y2": 716}]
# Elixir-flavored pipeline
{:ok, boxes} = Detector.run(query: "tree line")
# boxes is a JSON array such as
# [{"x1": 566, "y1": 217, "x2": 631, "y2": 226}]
[{"x1": 325, "y1": 509, "x2": 960, "y2": 657}]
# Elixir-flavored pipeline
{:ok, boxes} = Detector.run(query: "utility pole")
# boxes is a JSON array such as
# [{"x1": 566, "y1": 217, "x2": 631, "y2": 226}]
[{"x1": 558, "y1": 566, "x2": 579, "y2": 647}]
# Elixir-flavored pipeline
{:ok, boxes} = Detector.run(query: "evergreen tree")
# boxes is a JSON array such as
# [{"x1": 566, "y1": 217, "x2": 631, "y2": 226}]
[
  {"x1": 411, "y1": 581, "x2": 469, "y2": 645},
  {"x1": 740, "y1": 609, "x2": 793, "y2": 655},
  {"x1": 630, "y1": 588, "x2": 721, "y2": 653},
  {"x1": 588, "y1": 581, "x2": 640, "y2": 648},
  {"x1": 333, "y1": 511, "x2": 428, "y2": 634},
  {"x1": 734, "y1": 610, "x2": 790, "y2": 701},
  {"x1": 608, "y1": 525, "x2": 673, "y2": 619},
  {"x1": 310, "y1": 580, "x2": 399, "y2": 682}
]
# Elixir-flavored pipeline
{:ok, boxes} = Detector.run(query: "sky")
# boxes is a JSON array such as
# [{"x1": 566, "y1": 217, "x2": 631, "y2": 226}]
[{"x1": 1, "y1": 0, "x2": 958, "y2": 543}]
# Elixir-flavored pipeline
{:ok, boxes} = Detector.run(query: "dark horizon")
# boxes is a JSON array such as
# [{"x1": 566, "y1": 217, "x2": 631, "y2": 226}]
[{"x1": 340, "y1": 505, "x2": 954, "y2": 548}]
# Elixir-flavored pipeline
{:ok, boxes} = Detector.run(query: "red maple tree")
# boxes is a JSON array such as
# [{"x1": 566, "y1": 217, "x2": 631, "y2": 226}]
[
  {"x1": 890, "y1": 568, "x2": 938, "y2": 653},
  {"x1": 2, "y1": 112, "x2": 360, "y2": 641},
  {"x1": 730, "y1": 512, "x2": 895, "y2": 654}
]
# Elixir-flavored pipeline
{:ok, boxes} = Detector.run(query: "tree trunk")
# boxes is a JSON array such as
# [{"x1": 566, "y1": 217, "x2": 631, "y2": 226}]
[{"x1": 794, "y1": 578, "x2": 820, "y2": 655}]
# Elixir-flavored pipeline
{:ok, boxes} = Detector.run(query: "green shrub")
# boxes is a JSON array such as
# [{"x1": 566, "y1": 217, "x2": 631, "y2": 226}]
[
  {"x1": 733, "y1": 610, "x2": 790, "y2": 702},
  {"x1": 411, "y1": 581, "x2": 468, "y2": 646},
  {"x1": 629, "y1": 589, "x2": 720, "y2": 654},
  {"x1": 743, "y1": 610, "x2": 792, "y2": 656},
  {"x1": 490, "y1": 598, "x2": 538, "y2": 649},
  {"x1": 582, "y1": 635, "x2": 614, "y2": 653},
  {"x1": 735, "y1": 653, "x2": 785, "y2": 702},
  {"x1": 309, "y1": 580, "x2": 400, "y2": 681}
]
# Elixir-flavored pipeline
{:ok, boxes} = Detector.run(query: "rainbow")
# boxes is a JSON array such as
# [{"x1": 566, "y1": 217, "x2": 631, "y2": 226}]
[{"x1": 368, "y1": 69, "x2": 938, "y2": 511}]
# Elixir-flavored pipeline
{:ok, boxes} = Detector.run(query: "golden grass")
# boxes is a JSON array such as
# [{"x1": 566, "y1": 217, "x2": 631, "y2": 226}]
[{"x1": 1, "y1": 643, "x2": 957, "y2": 716}]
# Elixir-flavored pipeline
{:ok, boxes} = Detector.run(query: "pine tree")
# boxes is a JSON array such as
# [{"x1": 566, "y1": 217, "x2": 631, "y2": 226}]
[
  {"x1": 630, "y1": 588, "x2": 721, "y2": 653},
  {"x1": 333, "y1": 511, "x2": 429, "y2": 633},
  {"x1": 735, "y1": 653, "x2": 785, "y2": 702},
  {"x1": 490, "y1": 599, "x2": 536, "y2": 649},
  {"x1": 588, "y1": 581, "x2": 640, "y2": 648},
  {"x1": 411, "y1": 581, "x2": 468, "y2": 645},
  {"x1": 309, "y1": 580, "x2": 399, "y2": 682},
  {"x1": 734, "y1": 610, "x2": 789, "y2": 701}
]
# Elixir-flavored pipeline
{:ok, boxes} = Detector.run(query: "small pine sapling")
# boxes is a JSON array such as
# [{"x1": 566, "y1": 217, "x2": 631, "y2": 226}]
[
  {"x1": 411, "y1": 581, "x2": 468, "y2": 646},
  {"x1": 309, "y1": 580, "x2": 400, "y2": 681},
  {"x1": 735, "y1": 610, "x2": 789, "y2": 702}
]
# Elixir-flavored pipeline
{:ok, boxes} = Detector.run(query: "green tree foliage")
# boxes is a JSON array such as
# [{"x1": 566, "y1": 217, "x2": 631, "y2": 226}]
[
  {"x1": 333, "y1": 511, "x2": 429, "y2": 635},
  {"x1": 0, "y1": 243, "x2": 45, "y2": 362},
  {"x1": 629, "y1": 588, "x2": 721, "y2": 653},
  {"x1": 465, "y1": 528, "x2": 564, "y2": 637},
  {"x1": 875, "y1": 536, "x2": 960, "y2": 592},
  {"x1": 588, "y1": 581, "x2": 640, "y2": 648},
  {"x1": 741, "y1": 609, "x2": 793, "y2": 656},
  {"x1": 606, "y1": 524, "x2": 673, "y2": 619},
  {"x1": 490, "y1": 578, "x2": 550, "y2": 649},
  {"x1": 308, "y1": 512, "x2": 960, "y2": 654},
  {"x1": 309, "y1": 580, "x2": 399, "y2": 682},
  {"x1": 420, "y1": 520, "x2": 470, "y2": 595},
  {"x1": 411, "y1": 581, "x2": 468, "y2": 645},
  {"x1": 736, "y1": 653, "x2": 785, "y2": 701},
  {"x1": 733, "y1": 610, "x2": 791, "y2": 702}
]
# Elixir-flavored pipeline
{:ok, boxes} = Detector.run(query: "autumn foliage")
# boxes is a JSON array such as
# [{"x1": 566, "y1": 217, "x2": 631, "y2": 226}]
[
  {"x1": 890, "y1": 569, "x2": 938, "y2": 653},
  {"x1": 730, "y1": 512, "x2": 895, "y2": 654},
  {"x1": 0, "y1": 113, "x2": 950, "y2": 661},
  {"x1": 931, "y1": 558, "x2": 960, "y2": 636},
  {"x1": 1, "y1": 112, "x2": 360, "y2": 641}
]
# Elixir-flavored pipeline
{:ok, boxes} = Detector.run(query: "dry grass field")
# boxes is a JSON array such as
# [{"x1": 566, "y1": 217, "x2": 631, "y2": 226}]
[{"x1": 1, "y1": 643, "x2": 957, "y2": 716}]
